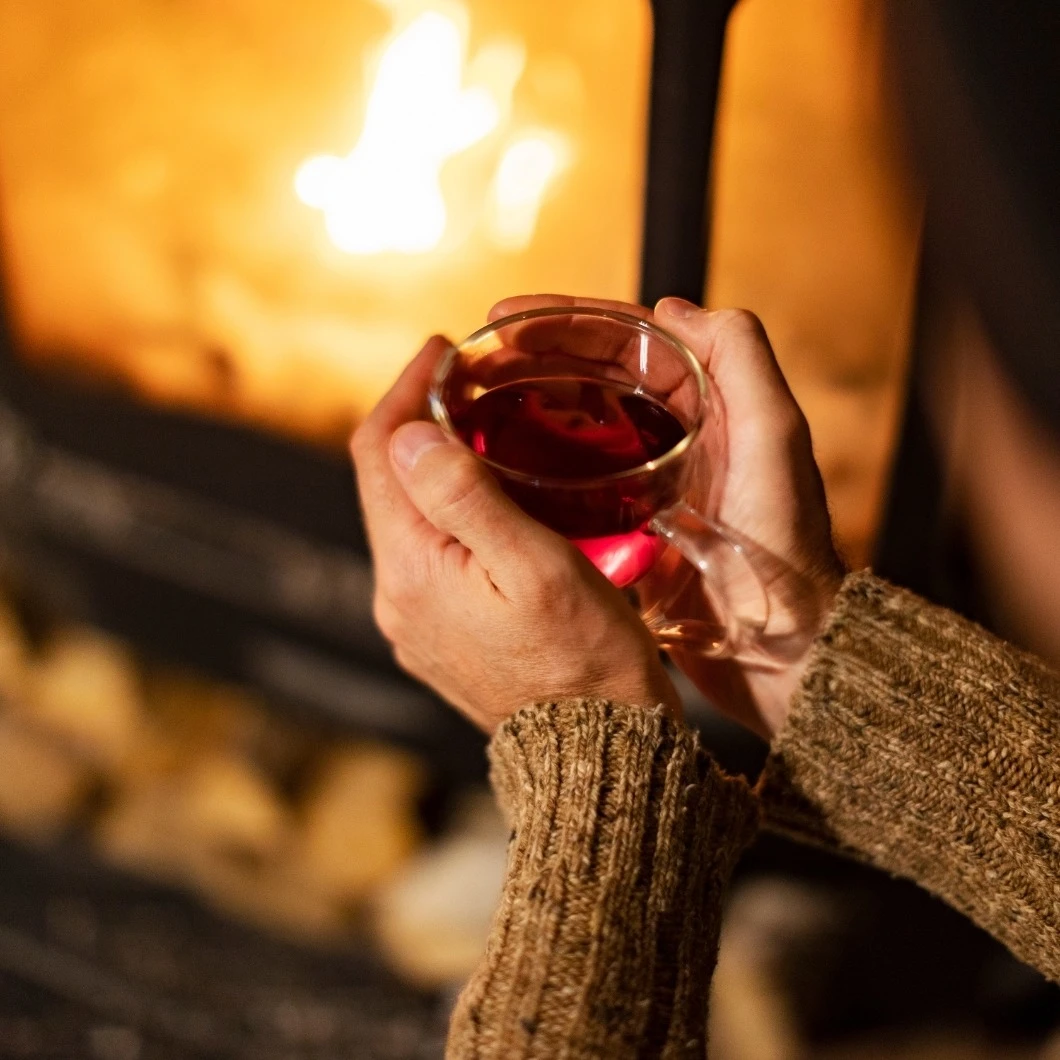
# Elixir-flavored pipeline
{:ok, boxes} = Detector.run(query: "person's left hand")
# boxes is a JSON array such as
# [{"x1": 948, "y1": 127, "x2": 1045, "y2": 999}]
[{"x1": 351, "y1": 336, "x2": 680, "y2": 734}]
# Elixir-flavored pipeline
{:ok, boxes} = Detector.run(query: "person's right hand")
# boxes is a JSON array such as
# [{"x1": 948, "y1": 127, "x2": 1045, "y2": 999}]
[
  {"x1": 350, "y1": 337, "x2": 681, "y2": 735},
  {"x1": 490, "y1": 295, "x2": 846, "y2": 740}
]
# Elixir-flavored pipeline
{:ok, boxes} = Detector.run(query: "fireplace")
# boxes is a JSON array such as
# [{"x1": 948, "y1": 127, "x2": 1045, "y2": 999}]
[
  {"x1": 4, "y1": 4, "x2": 1023, "y2": 1054},
  {"x1": 0, "y1": 0, "x2": 656, "y2": 445},
  {"x1": 0, "y1": 2, "x2": 741, "y2": 1036},
  {"x1": 0, "y1": 0, "x2": 733, "y2": 744}
]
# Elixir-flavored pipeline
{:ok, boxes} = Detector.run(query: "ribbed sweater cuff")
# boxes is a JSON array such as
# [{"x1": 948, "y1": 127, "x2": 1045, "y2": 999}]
[
  {"x1": 759, "y1": 570, "x2": 1060, "y2": 982},
  {"x1": 447, "y1": 698, "x2": 759, "y2": 1060}
]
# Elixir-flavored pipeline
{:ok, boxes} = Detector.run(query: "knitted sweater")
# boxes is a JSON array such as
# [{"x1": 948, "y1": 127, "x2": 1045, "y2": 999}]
[{"x1": 446, "y1": 571, "x2": 1060, "y2": 1059}]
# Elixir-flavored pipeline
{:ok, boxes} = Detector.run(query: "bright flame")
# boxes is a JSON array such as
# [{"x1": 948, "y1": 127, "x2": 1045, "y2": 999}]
[
  {"x1": 295, "y1": 10, "x2": 505, "y2": 255},
  {"x1": 487, "y1": 133, "x2": 569, "y2": 252}
]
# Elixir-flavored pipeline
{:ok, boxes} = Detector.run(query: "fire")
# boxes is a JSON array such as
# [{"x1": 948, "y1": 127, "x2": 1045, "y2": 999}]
[
  {"x1": 488, "y1": 133, "x2": 570, "y2": 251},
  {"x1": 295, "y1": 3, "x2": 568, "y2": 257},
  {"x1": 0, "y1": 0, "x2": 649, "y2": 446}
]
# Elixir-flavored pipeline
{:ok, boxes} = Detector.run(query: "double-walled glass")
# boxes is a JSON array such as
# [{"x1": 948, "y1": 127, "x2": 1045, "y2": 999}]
[{"x1": 431, "y1": 306, "x2": 769, "y2": 658}]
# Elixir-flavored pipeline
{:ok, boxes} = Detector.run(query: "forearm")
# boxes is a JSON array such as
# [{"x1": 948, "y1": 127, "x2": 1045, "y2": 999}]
[
  {"x1": 760, "y1": 571, "x2": 1060, "y2": 982},
  {"x1": 447, "y1": 699, "x2": 759, "y2": 1060}
]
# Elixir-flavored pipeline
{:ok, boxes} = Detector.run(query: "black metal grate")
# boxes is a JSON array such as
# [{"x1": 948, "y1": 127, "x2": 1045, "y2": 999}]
[{"x1": 0, "y1": 840, "x2": 449, "y2": 1060}]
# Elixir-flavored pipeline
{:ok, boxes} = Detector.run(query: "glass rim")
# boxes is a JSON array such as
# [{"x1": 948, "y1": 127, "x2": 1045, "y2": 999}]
[{"x1": 429, "y1": 305, "x2": 707, "y2": 489}]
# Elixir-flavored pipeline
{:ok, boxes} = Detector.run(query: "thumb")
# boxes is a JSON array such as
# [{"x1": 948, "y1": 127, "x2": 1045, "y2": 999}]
[{"x1": 389, "y1": 421, "x2": 552, "y2": 578}]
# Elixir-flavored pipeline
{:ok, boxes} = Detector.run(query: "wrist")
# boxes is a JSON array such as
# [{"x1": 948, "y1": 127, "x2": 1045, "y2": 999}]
[
  {"x1": 584, "y1": 666, "x2": 683, "y2": 724},
  {"x1": 752, "y1": 565, "x2": 844, "y2": 739},
  {"x1": 753, "y1": 654, "x2": 813, "y2": 739}
]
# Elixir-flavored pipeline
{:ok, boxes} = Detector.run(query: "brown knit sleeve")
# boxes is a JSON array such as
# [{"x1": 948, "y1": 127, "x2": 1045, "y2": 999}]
[
  {"x1": 759, "y1": 570, "x2": 1060, "y2": 983},
  {"x1": 446, "y1": 698, "x2": 759, "y2": 1060}
]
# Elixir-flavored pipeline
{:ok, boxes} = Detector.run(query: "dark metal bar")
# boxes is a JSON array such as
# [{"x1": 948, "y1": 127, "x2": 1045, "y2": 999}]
[{"x1": 639, "y1": 0, "x2": 738, "y2": 306}]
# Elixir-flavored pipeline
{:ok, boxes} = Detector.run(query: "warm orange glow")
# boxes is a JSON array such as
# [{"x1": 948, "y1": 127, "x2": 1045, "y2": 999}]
[
  {"x1": 296, "y1": 9, "x2": 507, "y2": 255},
  {"x1": 295, "y1": 4, "x2": 569, "y2": 260},
  {"x1": 708, "y1": 0, "x2": 921, "y2": 564},
  {"x1": 487, "y1": 132, "x2": 570, "y2": 252},
  {"x1": 0, "y1": 0, "x2": 650, "y2": 444}
]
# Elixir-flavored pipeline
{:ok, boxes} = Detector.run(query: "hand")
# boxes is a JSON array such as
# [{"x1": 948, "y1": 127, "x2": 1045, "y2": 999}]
[
  {"x1": 350, "y1": 337, "x2": 681, "y2": 734},
  {"x1": 489, "y1": 296, "x2": 845, "y2": 740}
]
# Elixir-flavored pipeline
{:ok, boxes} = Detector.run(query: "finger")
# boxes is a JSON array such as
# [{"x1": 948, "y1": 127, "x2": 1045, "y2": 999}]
[
  {"x1": 389, "y1": 420, "x2": 558, "y2": 591},
  {"x1": 486, "y1": 296, "x2": 691, "y2": 413},
  {"x1": 488, "y1": 294, "x2": 652, "y2": 322},
  {"x1": 487, "y1": 295, "x2": 654, "y2": 375},
  {"x1": 654, "y1": 299, "x2": 804, "y2": 432},
  {"x1": 480, "y1": 318, "x2": 651, "y2": 398},
  {"x1": 351, "y1": 336, "x2": 451, "y2": 556}
]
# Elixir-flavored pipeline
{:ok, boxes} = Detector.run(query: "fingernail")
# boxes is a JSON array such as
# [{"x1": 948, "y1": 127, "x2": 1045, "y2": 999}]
[
  {"x1": 391, "y1": 421, "x2": 447, "y2": 471},
  {"x1": 655, "y1": 296, "x2": 700, "y2": 319}
]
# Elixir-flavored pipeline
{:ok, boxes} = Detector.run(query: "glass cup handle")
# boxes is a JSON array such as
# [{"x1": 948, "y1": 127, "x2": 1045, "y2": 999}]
[{"x1": 640, "y1": 502, "x2": 770, "y2": 660}]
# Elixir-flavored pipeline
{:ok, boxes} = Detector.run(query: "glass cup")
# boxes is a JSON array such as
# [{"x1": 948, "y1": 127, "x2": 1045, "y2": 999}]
[{"x1": 430, "y1": 306, "x2": 770, "y2": 659}]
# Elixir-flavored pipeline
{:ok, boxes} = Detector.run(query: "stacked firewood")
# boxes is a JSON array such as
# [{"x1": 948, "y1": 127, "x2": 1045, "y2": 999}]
[{"x1": 0, "y1": 595, "x2": 504, "y2": 989}]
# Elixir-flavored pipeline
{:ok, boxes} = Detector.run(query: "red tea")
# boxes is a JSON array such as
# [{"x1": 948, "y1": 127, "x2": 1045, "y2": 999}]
[{"x1": 450, "y1": 377, "x2": 690, "y2": 585}]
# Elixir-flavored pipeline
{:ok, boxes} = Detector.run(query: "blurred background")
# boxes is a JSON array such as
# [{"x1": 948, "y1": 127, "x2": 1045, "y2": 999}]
[{"x1": 0, "y1": 0, "x2": 1056, "y2": 1056}]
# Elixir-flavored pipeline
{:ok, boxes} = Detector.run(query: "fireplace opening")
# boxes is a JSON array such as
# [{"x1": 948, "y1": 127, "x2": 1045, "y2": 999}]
[{"x1": 0, "y1": 0, "x2": 649, "y2": 447}]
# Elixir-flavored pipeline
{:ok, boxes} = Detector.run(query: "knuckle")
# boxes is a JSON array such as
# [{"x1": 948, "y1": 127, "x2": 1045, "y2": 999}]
[
  {"x1": 436, "y1": 539, "x2": 472, "y2": 580},
  {"x1": 371, "y1": 592, "x2": 402, "y2": 641},
  {"x1": 431, "y1": 457, "x2": 485, "y2": 522},
  {"x1": 539, "y1": 549, "x2": 573, "y2": 592},
  {"x1": 385, "y1": 570, "x2": 419, "y2": 609},
  {"x1": 521, "y1": 545, "x2": 575, "y2": 609},
  {"x1": 715, "y1": 308, "x2": 768, "y2": 344},
  {"x1": 350, "y1": 422, "x2": 377, "y2": 463}
]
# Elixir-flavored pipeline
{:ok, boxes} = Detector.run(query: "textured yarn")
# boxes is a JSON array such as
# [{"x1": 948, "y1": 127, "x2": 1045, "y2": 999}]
[
  {"x1": 760, "y1": 570, "x2": 1060, "y2": 982},
  {"x1": 446, "y1": 573, "x2": 1060, "y2": 1058}
]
